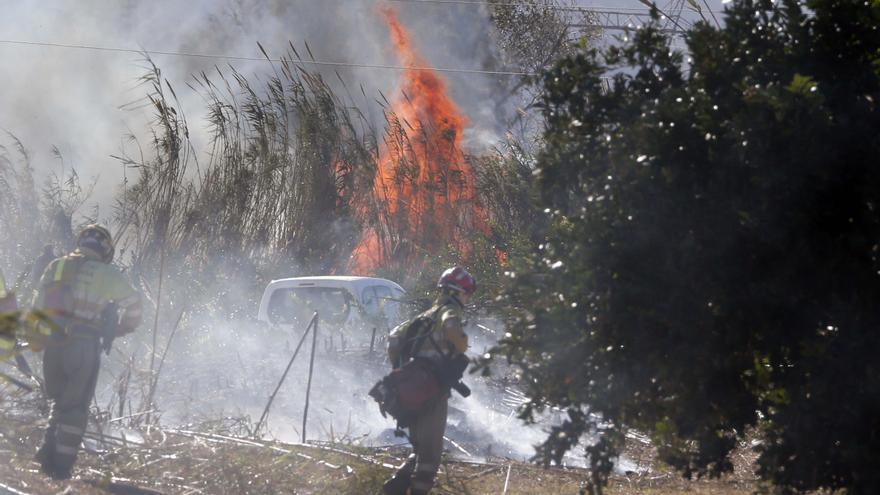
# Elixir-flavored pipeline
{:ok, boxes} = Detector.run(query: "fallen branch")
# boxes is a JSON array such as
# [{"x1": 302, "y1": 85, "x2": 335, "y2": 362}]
[
  {"x1": 501, "y1": 463, "x2": 512, "y2": 495},
  {"x1": 0, "y1": 481, "x2": 31, "y2": 495},
  {"x1": 109, "y1": 409, "x2": 158, "y2": 424},
  {"x1": 443, "y1": 435, "x2": 472, "y2": 458},
  {"x1": 464, "y1": 465, "x2": 504, "y2": 480},
  {"x1": 166, "y1": 428, "x2": 398, "y2": 469}
]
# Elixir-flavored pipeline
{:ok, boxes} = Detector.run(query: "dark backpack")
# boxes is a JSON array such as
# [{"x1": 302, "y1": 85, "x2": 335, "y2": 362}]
[
  {"x1": 369, "y1": 308, "x2": 444, "y2": 427},
  {"x1": 394, "y1": 309, "x2": 441, "y2": 368},
  {"x1": 368, "y1": 358, "x2": 441, "y2": 428},
  {"x1": 369, "y1": 306, "x2": 473, "y2": 427}
]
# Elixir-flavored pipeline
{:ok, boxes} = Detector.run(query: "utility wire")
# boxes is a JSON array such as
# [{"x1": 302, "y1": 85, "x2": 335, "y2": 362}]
[
  {"x1": 387, "y1": 0, "x2": 725, "y2": 15},
  {"x1": 0, "y1": 39, "x2": 538, "y2": 77},
  {"x1": 389, "y1": 0, "x2": 705, "y2": 35}
]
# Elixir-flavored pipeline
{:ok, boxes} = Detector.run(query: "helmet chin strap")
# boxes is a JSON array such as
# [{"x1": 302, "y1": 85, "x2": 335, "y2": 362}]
[
  {"x1": 448, "y1": 291, "x2": 466, "y2": 307},
  {"x1": 78, "y1": 244, "x2": 113, "y2": 263}
]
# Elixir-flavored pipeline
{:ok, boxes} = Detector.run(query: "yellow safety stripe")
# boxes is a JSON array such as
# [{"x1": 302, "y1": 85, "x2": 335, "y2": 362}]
[
  {"x1": 0, "y1": 335, "x2": 18, "y2": 362},
  {"x1": 54, "y1": 259, "x2": 67, "y2": 282}
]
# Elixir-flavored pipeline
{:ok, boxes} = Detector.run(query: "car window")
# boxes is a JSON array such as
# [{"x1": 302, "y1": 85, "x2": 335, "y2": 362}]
[
  {"x1": 387, "y1": 288, "x2": 406, "y2": 326},
  {"x1": 361, "y1": 286, "x2": 380, "y2": 317},
  {"x1": 267, "y1": 287, "x2": 353, "y2": 327},
  {"x1": 362, "y1": 285, "x2": 396, "y2": 323}
]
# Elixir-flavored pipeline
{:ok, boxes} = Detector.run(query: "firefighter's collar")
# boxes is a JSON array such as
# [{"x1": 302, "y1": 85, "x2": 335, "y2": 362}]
[
  {"x1": 437, "y1": 293, "x2": 465, "y2": 310},
  {"x1": 72, "y1": 247, "x2": 105, "y2": 262}
]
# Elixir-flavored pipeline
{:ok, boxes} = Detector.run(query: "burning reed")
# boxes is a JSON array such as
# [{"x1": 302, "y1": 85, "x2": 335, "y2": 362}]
[{"x1": 349, "y1": 5, "x2": 492, "y2": 281}]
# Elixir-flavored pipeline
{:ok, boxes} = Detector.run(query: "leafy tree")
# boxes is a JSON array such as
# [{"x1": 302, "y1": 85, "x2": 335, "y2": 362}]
[{"x1": 491, "y1": 0, "x2": 880, "y2": 493}]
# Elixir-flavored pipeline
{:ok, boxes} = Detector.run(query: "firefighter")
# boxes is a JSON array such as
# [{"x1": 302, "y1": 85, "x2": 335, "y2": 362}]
[
  {"x1": 0, "y1": 268, "x2": 14, "y2": 313},
  {"x1": 383, "y1": 266, "x2": 476, "y2": 495},
  {"x1": 31, "y1": 225, "x2": 142, "y2": 480},
  {"x1": 0, "y1": 268, "x2": 17, "y2": 359}
]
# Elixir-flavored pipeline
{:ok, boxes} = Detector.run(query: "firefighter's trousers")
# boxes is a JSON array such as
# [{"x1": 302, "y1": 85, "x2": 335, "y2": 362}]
[
  {"x1": 38, "y1": 337, "x2": 101, "y2": 474},
  {"x1": 391, "y1": 396, "x2": 448, "y2": 495}
]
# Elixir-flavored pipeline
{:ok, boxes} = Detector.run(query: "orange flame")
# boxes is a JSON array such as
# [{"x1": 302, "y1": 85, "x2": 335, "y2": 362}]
[{"x1": 349, "y1": 5, "x2": 488, "y2": 277}]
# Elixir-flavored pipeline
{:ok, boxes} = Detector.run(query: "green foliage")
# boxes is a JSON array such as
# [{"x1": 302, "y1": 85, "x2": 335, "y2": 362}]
[{"x1": 492, "y1": 0, "x2": 880, "y2": 493}]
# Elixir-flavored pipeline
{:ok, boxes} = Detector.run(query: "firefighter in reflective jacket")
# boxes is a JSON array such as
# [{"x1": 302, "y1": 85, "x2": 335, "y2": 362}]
[
  {"x1": 0, "y1": 268, "x2": 15, "y2": 313},
  {"x1": 31, "y1": 225, "x2": 142, "y2": 480},
  {"x1": 0, "y1": 268, "x2": 17, "y2": 359},
  {"x1": 383, "y1": 266, "x2": 476, "y2": 495}
]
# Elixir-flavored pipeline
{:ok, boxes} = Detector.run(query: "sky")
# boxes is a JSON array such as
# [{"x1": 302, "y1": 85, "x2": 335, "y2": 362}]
[{"x1": 0, "y1": 0, "x2": 728, "y2": 212}]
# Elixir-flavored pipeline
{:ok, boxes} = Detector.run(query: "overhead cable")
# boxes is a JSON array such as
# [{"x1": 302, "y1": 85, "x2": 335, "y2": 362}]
[
  {"x1": 0, "y1": 39, "x2": 537, "y2": 77},
  {"x1": 387, "y1": 0, "x2": 724, "y2": 15}
]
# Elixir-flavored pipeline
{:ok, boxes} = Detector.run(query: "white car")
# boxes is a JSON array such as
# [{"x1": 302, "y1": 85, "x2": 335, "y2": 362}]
[{"x1": 257, "y1": 276, "x2": 407, "y2": 333}]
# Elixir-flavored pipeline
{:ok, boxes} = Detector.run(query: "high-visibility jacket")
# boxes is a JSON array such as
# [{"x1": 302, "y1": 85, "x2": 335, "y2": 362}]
[
  {"x1": 0, "y1": 269, "x2": 15, "y2": 312},
  {"x1": 0, "y1": 269, "x2": 17, "y2": 358},
  {"x1": 29, "y1": 248, "x2": 142, "y2": 345}
]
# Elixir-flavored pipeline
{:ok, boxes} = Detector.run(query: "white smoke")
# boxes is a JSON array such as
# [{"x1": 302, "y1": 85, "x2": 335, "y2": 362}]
[
  {"x1": 0, "y1": 0, "x2": 516, "y2": 212},
  {"x1": 96, "y1": 314, "x2": 521, "y2": 459}
]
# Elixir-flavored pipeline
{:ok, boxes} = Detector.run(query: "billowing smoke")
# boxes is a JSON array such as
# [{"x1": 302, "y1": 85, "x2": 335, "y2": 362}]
[{"x1": 0, "y1": 0, "x2": 506, "y2": 209}]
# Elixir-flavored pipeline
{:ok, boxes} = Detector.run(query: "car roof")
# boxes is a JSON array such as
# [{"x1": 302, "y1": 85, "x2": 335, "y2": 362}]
[{"x1": 266, "y1": 276, "x2": 405, "y2": 293}]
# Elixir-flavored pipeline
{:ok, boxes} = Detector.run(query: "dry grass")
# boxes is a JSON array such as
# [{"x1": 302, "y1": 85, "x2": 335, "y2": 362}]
[
  {"x1": 0, "y1": 133, "x2": 93, "y2": 280},
  {"x1": 0, "y1": 399, "x2": 759, "y2": 495},
  {"x1": 113, "y1": 56, "x2": 378, "y2": 291}
]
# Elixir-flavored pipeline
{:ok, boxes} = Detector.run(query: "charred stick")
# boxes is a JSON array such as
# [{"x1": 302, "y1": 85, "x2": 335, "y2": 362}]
[
  {"x1": 145, "y1": 222, "x2": 169, "y2": 425},
  {"x1": 254, "y1": 312, "x2": 317, "y2": 437},
  {"x1": 302, "y1": 313, "x2": 319, "y2": 443},
  {"x1": 147, "y1": 305, "x2": 187, "y2": 411}
]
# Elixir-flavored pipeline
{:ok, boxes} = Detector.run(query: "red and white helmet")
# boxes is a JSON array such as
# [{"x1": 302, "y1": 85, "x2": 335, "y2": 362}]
[{"x1": 437, "y1": 266, "x2": 476, "y2": 296}]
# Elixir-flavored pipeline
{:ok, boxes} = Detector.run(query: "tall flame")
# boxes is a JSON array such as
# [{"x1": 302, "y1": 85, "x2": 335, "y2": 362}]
[{"x1": 348, "y1": 5, "x2": 488, "y2": 277}]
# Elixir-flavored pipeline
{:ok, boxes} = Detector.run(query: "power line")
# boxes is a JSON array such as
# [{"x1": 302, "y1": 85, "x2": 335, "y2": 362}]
[
  {"x1": 0, "y1": 39, "x2": 538, "y2": 77},
  {"x1": 387, "y1": 0, "x2": 724, "y2": 15},
  {"x1": 388, "y1": 0, "x2": 706, "y2": 35}
]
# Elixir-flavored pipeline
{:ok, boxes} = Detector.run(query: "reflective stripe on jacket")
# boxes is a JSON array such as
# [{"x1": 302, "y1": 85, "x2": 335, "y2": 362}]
[
  {"x1": 0, "y1": 269, "x2": 17, "y2": 359},
  {"x1": 31, "y1": 248, "x2": 142, "y2": 338},
  {"x1": 0, "y1": 270, "x2": 16, "y2": 313}
]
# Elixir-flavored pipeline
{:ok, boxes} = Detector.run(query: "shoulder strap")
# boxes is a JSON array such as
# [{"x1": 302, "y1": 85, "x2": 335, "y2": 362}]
[{"x1": 410, "y1": 305, "x2": 447, "y2": 359}]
